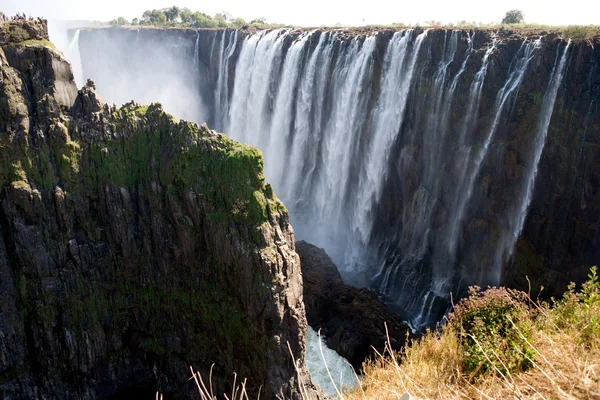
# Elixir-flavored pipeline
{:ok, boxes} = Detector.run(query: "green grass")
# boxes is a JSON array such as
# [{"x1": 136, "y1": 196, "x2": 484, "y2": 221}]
[{"x1": 17, "y1": 39, "x2": 56, "y2": 48}]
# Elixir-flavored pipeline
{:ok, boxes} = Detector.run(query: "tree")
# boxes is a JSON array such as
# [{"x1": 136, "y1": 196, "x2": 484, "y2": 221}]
[
  {"x1": 179, "y1": 8, "x2": 194, "y2": 25},
  {"x1": 142, "y1": 9, "x2": 167, "y2": 25},
  {"x1": 214, "y1": 13, "x2": 228, "y2": 27},
  {"x1": 164, "y1": 6, "x2": 180, "y2": 22},
  {"x1": 230, "y1": 17, "x2": 247, "y2": 29},
  {"x1": 502, "y1": 10, "x2": 524, "y2": 24},
  {"x1": 109, "y1": 16, "x2": 129, "y2": 26},
  {"x1": 250, "y1": 17, "x2": 267, "y2": 25}
]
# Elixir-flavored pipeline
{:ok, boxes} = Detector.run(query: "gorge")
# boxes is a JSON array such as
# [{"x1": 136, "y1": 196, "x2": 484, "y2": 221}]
[
  {"x1": 1, "y1": 14, "x2": 600, "y2": 398},
  {"x1": 73, "y1": 26, "x2": 600, "y2": 328}
]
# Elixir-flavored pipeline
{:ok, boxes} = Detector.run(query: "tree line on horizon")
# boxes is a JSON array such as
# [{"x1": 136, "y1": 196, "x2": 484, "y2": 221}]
[{"x1": 108, "y1": 6, "x2": 276, "y2": 29}]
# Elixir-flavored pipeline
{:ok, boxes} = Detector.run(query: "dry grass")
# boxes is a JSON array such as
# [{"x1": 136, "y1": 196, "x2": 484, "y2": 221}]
[{"x1": 346, "y1": 268, "x2": 600, "y2": 400}]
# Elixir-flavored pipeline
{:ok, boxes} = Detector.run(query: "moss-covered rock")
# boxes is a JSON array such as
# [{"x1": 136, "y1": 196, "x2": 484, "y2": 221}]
[{"x1": 0, "y1": 20, "x2": 314, "y2": 400}]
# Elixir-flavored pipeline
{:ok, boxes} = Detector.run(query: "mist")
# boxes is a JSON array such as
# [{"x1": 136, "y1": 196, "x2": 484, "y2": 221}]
[{"x1": 49, "y1": 23, "x2": 207, "y2": 123}]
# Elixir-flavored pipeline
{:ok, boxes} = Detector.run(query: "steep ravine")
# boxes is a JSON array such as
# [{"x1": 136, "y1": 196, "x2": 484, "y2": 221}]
[
  {"x1": 0, "y1": 20, "x2": 317, "y2": 399},
  {"x1": 74, "y1": 26, "x2": 600, "y2": 327}
]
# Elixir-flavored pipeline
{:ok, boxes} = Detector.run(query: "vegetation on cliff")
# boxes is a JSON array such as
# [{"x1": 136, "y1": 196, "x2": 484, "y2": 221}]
[{"x1": 342, "y1": 268, "x2": 600, "y2": 399}]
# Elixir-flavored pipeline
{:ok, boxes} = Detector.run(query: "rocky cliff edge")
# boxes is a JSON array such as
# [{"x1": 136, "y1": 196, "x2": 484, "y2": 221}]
[{"x1": 0, "y1": 18, "x2": 315, "y2": 399}]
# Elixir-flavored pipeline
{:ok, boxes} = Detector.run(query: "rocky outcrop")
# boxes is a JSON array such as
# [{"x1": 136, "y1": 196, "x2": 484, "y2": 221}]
[
  {"x1": 0, "y1": 20, "x2": 315, "y2": 399},
  {"x1": 297, "y1": 241, "x2": 413, "y2": 370}
]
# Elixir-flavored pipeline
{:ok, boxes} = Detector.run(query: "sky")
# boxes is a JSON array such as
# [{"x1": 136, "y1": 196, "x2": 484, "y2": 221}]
[{"x1": 1, "y1": 0, "x2": 599, "y2": 27}]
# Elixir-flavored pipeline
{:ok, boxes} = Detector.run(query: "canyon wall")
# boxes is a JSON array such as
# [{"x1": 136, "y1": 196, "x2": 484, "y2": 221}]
[
  {"x1": 1, "y1": 20, "x2": 314, "y2": 399},
  {"x1": 74, "y1": 26, "x2": 600, "y2": 328}
]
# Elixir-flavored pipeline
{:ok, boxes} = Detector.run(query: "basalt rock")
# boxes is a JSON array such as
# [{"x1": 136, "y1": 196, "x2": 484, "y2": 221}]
[
  {"x1": 297, "y1": 241, "x2": 413, "y2": 370},
  {"x1": 0, "y1": 19, "x2": 316, "y2": 400}
]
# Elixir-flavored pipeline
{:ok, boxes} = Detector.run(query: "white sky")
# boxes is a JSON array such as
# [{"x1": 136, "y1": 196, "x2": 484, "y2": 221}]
[{"x1": 1, "y1": 0, "x2": 598, "y2": 27}]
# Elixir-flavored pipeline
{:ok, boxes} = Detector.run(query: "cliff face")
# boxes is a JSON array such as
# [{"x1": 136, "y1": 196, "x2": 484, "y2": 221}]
[
  {"x1": 0, "y1": 20, "x2": 312, "y2": 399},
  {"x1": 74, "y1": 26, "x2": 599, "y2": 327}
]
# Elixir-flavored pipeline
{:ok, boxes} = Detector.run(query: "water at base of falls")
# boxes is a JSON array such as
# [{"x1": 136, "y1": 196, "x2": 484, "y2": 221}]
[{"x1": 305, "y1": 327, "x2": 356, "y2": 397}]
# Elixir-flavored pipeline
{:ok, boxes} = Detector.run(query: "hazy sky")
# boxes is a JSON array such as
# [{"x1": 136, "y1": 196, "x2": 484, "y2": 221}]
[{"x1": 2, "y1": 0, "x2": 598, "y2": 26}]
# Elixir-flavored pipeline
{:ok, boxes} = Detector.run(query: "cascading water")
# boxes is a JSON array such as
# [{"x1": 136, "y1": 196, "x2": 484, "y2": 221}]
[
  {"x1": 447, "y1": 38, "x2": 542, "y2": 281},
  {"x1": 501, "y1": 41, "x2": 572, "y2": 270},
  {"x1": 193, "y1": 31, "x2": 199, "y2": 67},
  {"x1": 66, "y1": 29, "x2": 83, "y2": 86},
  {"x1": 76, "y1": 27, "x2": 589, "y2": 330},
  {"x1": 220, "y1": 29, "x2": 574, "y2": 328},
  {"x1": 214, "y1": 30, "x2": 238, "y2": 132}
]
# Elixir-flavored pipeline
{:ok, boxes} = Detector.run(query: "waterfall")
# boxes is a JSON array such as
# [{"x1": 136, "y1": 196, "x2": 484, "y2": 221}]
[
  {"x1": 77, "y1": 28, "x2": 585, "y2": 329},
  {"x1": 445, "y1": 34, "x2": 499, "y2": 255},
  {"x1": 502, "y1": 41, "x2": 571, "y2": 271},
  {"x1": 228, "y1": 30, "x2": 288, "y2": 147},
  {"x1": 66, "y1": 29, "x2": 83, "y2": 87},
  {"x1": 356, "y1": 30, "x2": 425, "y2": 248},
  {"x1": 281, "y1": 32, "x2": 334, "y2": 207},
  {"x1": 220, "y1": 30, "x2": 573, "y2": 328},
  {"x1": 214, "y1": 30, "x2": 238, "y2": 132},
  {"x1": 193, "y1": 31, "x2": 200, "y2": 67},
  {"x1": 312, "y1": 34, "x2": 378, "y2": 264},
  {"x1": 446, "y1": 38, "x2": 542, "y2": 282}
]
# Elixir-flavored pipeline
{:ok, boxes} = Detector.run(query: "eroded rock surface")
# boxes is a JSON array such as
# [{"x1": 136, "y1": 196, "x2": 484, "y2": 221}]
[{"x1": 0, "y1": 19, "x2": 315, "y2": 400}]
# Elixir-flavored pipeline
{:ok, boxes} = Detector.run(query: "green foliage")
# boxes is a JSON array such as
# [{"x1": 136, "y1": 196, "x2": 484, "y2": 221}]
[
  {"x1": 88, "y1": 103, "x2": 278, "y2": 226},
  {"x1": 142, "y1": 9, "x2": 167, "y2": 25},
  {"x1": 552, "y1": 266, "x2": 600, "y2": 346},
  {"x1": 17, "y1": 39, "x2": 56, "y2": 48},
  {"x1": 0, "y1": 22, "x2": 31, "y2": 43},
  {"x1": 230, "y1": 17, "x2": 247, "y2": 29},
  {"x1": 123, "y1": 6, "x2": 278, "y2": 29},
  {"x1": 561, "y1": 25, "x2": 597, "y2": 43},
  {"x1": 502, "y1": 9, "x2": 525, "y2": 24},
  {"x1": 449, "y1": 286, "x2": 535, "y2": 379},
  {"x1": 164, "y1": 6, "x2": 179, "y2": 22},
  {"x1": 250, "y1": 17, "x2": 267, "y2": 26},
  {"x1": 109, "y1": 16, "x2": 129, "y2": 26}
]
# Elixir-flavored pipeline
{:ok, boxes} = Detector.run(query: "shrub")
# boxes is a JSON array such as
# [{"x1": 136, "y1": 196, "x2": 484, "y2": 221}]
[
  {"x1": 552, "y1": 266, "x2": 600, "y2": 345},
  {"x1": 448, "y1": 286, "x2": 534, "y2": 378}
]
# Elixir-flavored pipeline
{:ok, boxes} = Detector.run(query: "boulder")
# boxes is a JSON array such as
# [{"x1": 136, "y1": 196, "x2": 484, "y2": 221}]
[{"x1": 297, "y1": 240, "x2": 413, "y2": 370}]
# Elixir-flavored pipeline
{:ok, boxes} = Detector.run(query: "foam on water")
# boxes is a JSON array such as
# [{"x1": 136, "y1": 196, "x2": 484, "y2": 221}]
[{"x1": 305, "y1": 326, "x2": 355, "y2": 397}]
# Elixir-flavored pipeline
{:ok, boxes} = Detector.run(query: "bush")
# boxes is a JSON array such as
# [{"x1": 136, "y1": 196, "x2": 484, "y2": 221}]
[
  {"x1": 448, "y1": 286, "x2": 534, "y2": 378},
  {"x1": 552, "y1": 266, "x2": 600, "y2": 345}
]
